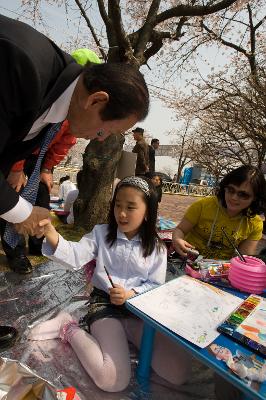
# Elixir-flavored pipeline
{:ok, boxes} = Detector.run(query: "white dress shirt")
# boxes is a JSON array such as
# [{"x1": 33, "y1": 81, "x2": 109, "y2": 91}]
[
  {"x1": 58, "y1": 180, "x2": 76, "y2": 201},
  {"x1": 43, "y1": 224, "x2": 167, "y2": 294},
  {"x1": 64, "y1": 189, "x2": 79, "y2": 224},
  {"x1": 1, "y1": 77, "x2": 80, "y2": 223}
]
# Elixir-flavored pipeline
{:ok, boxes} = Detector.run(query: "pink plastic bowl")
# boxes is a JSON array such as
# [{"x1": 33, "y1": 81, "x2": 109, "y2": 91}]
[{"x1": 229, "y1": 256, "x2": 266, "y2": 294}]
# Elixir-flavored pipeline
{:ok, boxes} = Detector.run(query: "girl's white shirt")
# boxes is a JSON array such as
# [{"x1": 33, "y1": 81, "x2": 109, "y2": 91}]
[{"x1": 43, "y1": 224, "x2": 167, "y2": 294}]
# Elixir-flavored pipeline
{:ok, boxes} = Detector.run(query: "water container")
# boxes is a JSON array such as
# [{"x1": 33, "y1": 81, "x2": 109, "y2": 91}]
[{"x1": 229, "y1": 256, "x2": 266, "y2": 294}]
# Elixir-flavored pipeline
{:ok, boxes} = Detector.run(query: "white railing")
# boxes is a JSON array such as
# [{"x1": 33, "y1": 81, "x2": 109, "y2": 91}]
[{"x1": 162, "y1": 182, "x2": 214, "y2": 197}]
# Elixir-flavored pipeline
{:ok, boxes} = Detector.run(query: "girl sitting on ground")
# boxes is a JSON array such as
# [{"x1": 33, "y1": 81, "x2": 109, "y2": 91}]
[{"x1": 29, "y1": 176, "x2": 191, "y2": 392}]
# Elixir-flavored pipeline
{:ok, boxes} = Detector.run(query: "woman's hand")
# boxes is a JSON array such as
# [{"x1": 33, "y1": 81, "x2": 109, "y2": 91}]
[
  {"x1": 173, "y1": 238, "x2": 194, "y2": 257},
  {"x1": 109, "y1": 285, "x2": 134, "y2": 305},
  {"x1": 172, "y1": 219, "x2": 195, "y2": 257}
]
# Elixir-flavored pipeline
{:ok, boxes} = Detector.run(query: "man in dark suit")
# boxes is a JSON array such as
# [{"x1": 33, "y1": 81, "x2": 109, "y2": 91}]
[
  {"x1": 0, "y1": 14, "x2": 149, "y2": 272},
  {"x1": 148, "y1": 138, "x2": 160, "y2": 175},
  {"x1": 132, "y1": 127, "x2": 149, "y2": 176}
]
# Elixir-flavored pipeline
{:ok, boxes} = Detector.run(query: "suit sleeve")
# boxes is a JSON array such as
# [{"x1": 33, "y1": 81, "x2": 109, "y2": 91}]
[{"x1": 0, "y1": 37, "x2": 42, "y2": 215}]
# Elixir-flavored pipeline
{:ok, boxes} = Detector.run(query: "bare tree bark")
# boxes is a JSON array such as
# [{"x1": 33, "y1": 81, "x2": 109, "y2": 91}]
[{"x1": 74, "y1": 134, "x2": 124, "y2": 230}]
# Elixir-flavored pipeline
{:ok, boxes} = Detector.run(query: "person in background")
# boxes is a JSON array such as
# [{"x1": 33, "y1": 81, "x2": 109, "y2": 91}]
[
  {"x1": 29, "y1": 176, "x2": 191, "y2": 392},
  {"x1": 172, "y1": 174, "x2": 178, "y2": 183},
  {"x1": 172, "y1": 165, "x2": 266, "y2": 260},
  {"x1": 58, "y1": 175, "x2": 76, "y2": 201},
  {"x1": 151, "y1": 173, "x2": 163, "y2": 203},
  {"x1": 64, "y1": 170, "x2": 83, "y2": 224},
  {"x1": 148, "y1": 138, "x2": 160, "y2": 175},
  {"x1": 132, "y1": 127, "x2": 149, "y2": 176}
]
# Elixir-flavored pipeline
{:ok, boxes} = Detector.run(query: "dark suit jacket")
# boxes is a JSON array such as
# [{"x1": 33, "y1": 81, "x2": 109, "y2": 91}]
[
  {"x1": 148, "y1": 145, "x2": 155, "y2": 174},
  {"x1": 0, "y1": 14, "x2": 82, "y2": 214},
  {"x1": 132, "y1": 139, "x2": 149, "y2": 175}
]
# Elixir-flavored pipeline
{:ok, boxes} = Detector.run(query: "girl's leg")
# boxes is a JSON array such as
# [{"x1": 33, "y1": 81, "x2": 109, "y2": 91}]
[
  {"x1": 69, "y1": 318, "x2": 131, "y2": 392},
  {"x1": 29, "y1": 311, "x2": 73, "y2": 340},
  {"x1": 29, "y1": 313, "x2": 131, "y2": 392},
  {"x1": 123, "y1": 318, "x2": 191, "y2": 385}
]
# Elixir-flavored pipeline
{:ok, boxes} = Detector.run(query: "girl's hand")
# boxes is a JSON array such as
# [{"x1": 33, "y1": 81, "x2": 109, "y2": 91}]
[
  {"x1": 35, "y1": 218, "x2": 53, "y2": 237},
  {"x1": 36, "y1": 219, "x2": 59, "y2": 250},
  {"x1": 173, "y1": 238, "x2": 194, "y2": 257},
  {"x1": 109, "y1": 284, "x2": 130, "y2": 305}
]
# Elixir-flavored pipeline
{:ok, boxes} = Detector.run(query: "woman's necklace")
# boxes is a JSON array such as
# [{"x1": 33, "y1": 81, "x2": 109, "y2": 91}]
[{"x1": 207, "y1": 204, "x2": 243, "y2": 249}]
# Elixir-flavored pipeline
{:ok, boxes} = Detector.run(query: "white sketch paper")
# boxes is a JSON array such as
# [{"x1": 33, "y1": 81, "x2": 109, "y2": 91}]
[{"x1": 128, "y1": 276, "x2": 242, "y2": 348}]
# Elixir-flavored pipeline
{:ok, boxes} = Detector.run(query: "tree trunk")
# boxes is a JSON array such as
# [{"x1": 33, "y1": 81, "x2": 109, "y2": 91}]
[{"x1": 73, "y1": 134, "x2": 124, "y2": 230}]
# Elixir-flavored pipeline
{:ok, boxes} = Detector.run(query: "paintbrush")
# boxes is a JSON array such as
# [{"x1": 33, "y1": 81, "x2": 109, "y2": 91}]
[
  {"x1": 103, "y1": 265, "x2": 115, "y2": 288},
  {"x1": 221, "y1": 227, "x2": 246, "y2": 262}
]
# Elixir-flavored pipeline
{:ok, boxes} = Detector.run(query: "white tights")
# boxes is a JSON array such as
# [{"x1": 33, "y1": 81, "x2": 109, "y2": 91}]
[{"x1": 29, "y1": 312, "x2": 191, "y2": 392}]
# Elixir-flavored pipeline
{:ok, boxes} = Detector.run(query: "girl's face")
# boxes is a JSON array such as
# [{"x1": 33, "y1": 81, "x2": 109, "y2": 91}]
[
  {"x1": 114, "y1": 186, "x2": 147, "y2": 239},
  {"x1": 151, "y1": 176, "x2": 161, "y2": 187},
  {"x1": 224, "y1": 180, "x2": 255, "y2": 216}
]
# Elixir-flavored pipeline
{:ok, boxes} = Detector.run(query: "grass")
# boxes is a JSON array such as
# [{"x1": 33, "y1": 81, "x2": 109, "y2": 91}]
[{"x1": 0, "y1": 215, "x2": 87, "y2": 272}]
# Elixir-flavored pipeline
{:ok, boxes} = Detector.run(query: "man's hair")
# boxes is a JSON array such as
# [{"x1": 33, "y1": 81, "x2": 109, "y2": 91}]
[
  {"x1": 132, "y1": 127, "x2": 144, "y2": 134},
  {"x1": 151, "y1": 138, "x2": 159, "y2": 145},
  {"x1": 83, "y1": 63, "x2": 149, "y2": 121}
]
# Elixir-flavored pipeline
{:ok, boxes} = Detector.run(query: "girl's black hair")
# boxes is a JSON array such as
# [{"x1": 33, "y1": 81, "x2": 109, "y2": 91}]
[
  {"x1": 106, "y1": 177, "x2": 164, "y2": 257},
  {"x1": 217, "y1": 165, "x2": 266, "y2": 217}
]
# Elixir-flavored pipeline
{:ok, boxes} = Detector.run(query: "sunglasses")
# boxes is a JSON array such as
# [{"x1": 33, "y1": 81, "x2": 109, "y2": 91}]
[{"x1": 224, "y1": 185, "x2": 252, "y2": 200}]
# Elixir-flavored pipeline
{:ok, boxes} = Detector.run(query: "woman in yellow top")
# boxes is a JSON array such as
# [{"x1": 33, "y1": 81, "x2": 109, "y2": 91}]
[{"x1": 172, "y1": 165, "x2": 266, "y2": 259}]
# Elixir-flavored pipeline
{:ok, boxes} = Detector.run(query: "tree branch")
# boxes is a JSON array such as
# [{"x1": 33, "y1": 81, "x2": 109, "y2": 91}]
[
  {"x1": 74, "y1": 0, "x2": 106, "y2": 60},
  {"x1": 108, "y1": 0, "x2": 135, "y2": 63},
  {"x1": 156, "y1": 0, "x2": 238, "y2": 24}
]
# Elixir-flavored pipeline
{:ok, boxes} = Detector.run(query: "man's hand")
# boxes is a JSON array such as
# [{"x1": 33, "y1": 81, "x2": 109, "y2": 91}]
[
  {"x1": 7, "y1": 171, "x2": 27, "y2": 192},
  {"x1": 40, "y1": 170, "x2": 53, "y2": 193},
  {"x1": 14, "y1": 206, "x2": 50, "y2": 236}
]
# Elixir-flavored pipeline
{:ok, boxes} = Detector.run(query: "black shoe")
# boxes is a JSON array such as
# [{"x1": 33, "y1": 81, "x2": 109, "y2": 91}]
[
  {"x1": 0, "y1": 325, "x2": 18, "y2": 351},
  {"x1": 7, "y1": 254, "x2": 33, "y2": 274},
  {"x1": 28, "y1": 247, "x2": 42, "y2": 256}
]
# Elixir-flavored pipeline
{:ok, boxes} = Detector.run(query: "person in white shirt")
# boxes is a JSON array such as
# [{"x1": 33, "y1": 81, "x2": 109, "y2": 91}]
[
  {"x1": 58, "y1": 175, "x2": 76, "y2": 202},
  {"x1": 29, "y1": 176, "x2": 191, "y2": 392},
  {"x1": 64, "y1": 171, "x2": 83, "y2": 224}
]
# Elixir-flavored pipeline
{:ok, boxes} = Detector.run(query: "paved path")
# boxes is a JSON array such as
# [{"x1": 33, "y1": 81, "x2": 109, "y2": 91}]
[{"x1": 159, "y1": 193, "x2": 197, "y2": 223}]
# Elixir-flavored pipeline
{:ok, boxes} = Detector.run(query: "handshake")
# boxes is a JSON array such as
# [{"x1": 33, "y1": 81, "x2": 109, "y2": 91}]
[{"x1": 14, "y1": 206, "x2": 50, "y2": 237}]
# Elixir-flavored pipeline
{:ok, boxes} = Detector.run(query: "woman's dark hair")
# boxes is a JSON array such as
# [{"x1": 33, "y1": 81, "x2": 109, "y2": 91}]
[
  {"x1": 83, "y1": 63, "x2": 149, "y2": 121},
  {"x1": 217, "y1": 165, "x2": 266, "y2": 216},
  {"x1": 106, "y1": 177, "x2": 164, "y2": 257}
]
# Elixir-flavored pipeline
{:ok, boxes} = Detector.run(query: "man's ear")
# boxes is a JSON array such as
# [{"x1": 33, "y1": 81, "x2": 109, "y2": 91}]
[{"x1": 84, "y1": 91, "x2": 109, "y2": 109}]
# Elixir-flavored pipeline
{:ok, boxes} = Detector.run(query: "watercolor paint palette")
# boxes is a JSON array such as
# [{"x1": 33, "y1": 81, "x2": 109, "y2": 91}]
[{"x1": 218, "y1": 295, "x2": 266, "y2": 357}]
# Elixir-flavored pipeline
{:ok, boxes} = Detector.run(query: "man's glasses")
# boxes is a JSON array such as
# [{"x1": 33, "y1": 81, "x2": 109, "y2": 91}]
[{"x1": 224, "y1": 185, "x2": 252, "y2": 200}]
